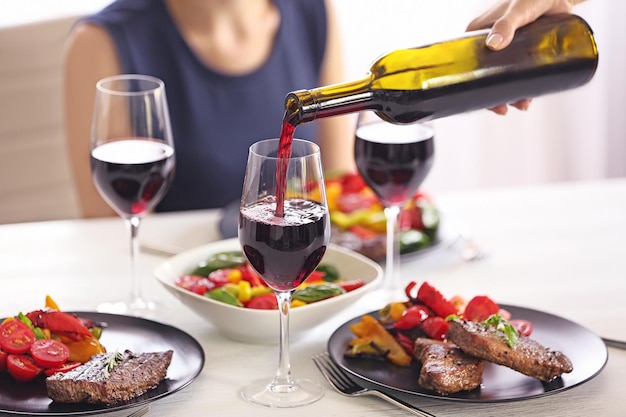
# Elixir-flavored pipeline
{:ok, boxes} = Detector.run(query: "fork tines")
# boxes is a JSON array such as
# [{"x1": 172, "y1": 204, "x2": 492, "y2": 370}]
[{"x1": 312, "y1": 352, "x2": 354, "y2": 394}]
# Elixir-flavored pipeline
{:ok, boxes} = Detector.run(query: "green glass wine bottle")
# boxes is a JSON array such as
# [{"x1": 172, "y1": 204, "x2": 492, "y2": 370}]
[{"x1": 285, "y1": 13, "x2": 598, "y2": 126}]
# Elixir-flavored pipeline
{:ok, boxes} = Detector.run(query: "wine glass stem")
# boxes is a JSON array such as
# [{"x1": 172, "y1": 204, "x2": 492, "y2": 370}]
[
  {"x1": 274, "y1": 290, "x2": 293, "y2": 386},
  {"x1": 383, "y1": 205, "x2": 402, "y2": 292},
  {"x1": 125, "y1": 216, "x2": 142, "y2": 305}
]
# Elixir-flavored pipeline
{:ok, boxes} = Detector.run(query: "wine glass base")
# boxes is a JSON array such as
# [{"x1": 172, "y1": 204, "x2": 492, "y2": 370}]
[
  {"x1": 97, "y1": 298, "x2": 164, "y2": 318},
  {"x1": 241, "y1": 377, "x2": 324, "y2": 408}
]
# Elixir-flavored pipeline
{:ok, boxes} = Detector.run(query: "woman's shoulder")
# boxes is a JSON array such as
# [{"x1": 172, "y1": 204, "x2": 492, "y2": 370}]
[
  {"x1": 82, "y1": 0, "x2": 165, "y2": 29},
  {"x1": 274, "y1": 0, "x2": 328, "y2": 66},
  {"x1": 275, "y1": 0, "x2": 327, "y2": 23}
]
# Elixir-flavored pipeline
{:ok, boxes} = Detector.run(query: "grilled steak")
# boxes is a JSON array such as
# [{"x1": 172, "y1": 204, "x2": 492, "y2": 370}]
[
  {"x1": 46, "y1": 350, "x2": 173, "y2": 405},
  {"x1": 447, "y1": 319, "x2": 573, "y2": 382},
  {"x1": 413, "y1": 338, "x2": 484, "y2": 395}
]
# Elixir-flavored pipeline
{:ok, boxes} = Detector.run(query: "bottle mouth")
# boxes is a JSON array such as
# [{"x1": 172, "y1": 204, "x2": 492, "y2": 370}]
[
  {"x1": 284, "y1": 90, "x2": 318, "y2": 125},
  {"x1": 285, "y1": 89, "x2": 376, "y2": 126}
]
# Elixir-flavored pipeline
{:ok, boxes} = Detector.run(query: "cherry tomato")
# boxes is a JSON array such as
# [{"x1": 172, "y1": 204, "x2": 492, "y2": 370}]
[
  {"x1": 340, "y1": 173, "x2": 367, "y2": 193},
  {"x1": 338, "y1": 280, "x2": 366, "y2": 292},
  {"x1": 304, "y1": 270, "x2": 326, "y2": 284},
  {"x1": 43, "y1": 361, "x2": 82, "y2": 377},
  {"x1": 411, "y1": 191, "x2": 431, "y2": 204},
  {"x1": 0, "y1": 349, "x2": 7, "y2": 372},
  {"x1": 30, "y1": 339, "x2": 70, "y2": 368},
  {"x1": 464, "y1": 295, "x2": 500, "y2": 322},
  {"x1": 241, "y1": 264, "x2": 266, "y2": 287},
  {"x1": 175, "y1": 275, "x2": 215, "y2": 295},
  {"x1": 6, "y1": 354, "x2": 42, "y2": 382},
  {"x1": 0, "y1": 320, "x2": 36, "y2": 354},
  {"x1": 399, "y1": 206, "x2": 424, "y2": 231},
  {"x1": 393, "y1": 305, "x2": 430, "y2": 330},
  {"x1": 207, "y1": 268, "x2": 234, "y2": 287},
  {"x1": 244, "y1": 293, "x2": 278, "y2": 310},
  {"x1": 348, "y1": 225, "x2": 379, "y2": 239},
  {"x1": 510, "y1": 319, "x2": 534, "y2": 337},
  {"x1": 449, "y1": 295, "x2": 467, "y2": 313},
  {"x1": 337, "y1": 193, "x2": 377, "y2": 213},
  {"x1": 420, "y1": 316, "x2": 449, "y2": 341}
]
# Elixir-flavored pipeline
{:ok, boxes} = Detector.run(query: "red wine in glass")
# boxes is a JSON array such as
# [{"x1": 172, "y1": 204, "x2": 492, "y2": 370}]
[
  {"x1": 239, "y1": 197, "x2": 328, "y2": 291},
  {"x1": 91, "y1": 74, "x2": 175, "y2": 316},
  {"x1": 354, "y1": 116, "x2": 435, "y2": 293},
  {"x1": 354, "y1": 122, "x2": 434, "y2": 206},
  {"x1": 238, "y1": 138, "x2": 329, "y2": 408},
  {"x1": 354, "y1": 122, "x2": 435, "y2": 205},
  {"x1": 91, "y1": 138, "x2": 175, "y2": 216}
]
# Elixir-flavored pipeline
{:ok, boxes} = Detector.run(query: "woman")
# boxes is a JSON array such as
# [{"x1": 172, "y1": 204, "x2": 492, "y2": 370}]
[{"x1": 64, "y1": 0, "x2": 352, "y2": 217}]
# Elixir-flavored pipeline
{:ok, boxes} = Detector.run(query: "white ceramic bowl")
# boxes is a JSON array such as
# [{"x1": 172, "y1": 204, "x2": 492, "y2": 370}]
[{"x1": 154, "y1": 238, "x2": 383, "y2": 344}]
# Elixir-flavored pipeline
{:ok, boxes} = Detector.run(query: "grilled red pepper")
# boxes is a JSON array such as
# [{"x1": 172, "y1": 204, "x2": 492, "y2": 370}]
[
  {"x1": 393, "y1": 305, "x2": 430, "y2": 330},
  {"x1": 416, "y1": 282, "x2": 458, "y2": 318}
]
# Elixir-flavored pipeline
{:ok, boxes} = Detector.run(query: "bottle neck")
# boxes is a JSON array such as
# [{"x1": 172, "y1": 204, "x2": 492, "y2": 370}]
[{"x1": 284, "y1": 76, "x2": 374, "y2": 125}]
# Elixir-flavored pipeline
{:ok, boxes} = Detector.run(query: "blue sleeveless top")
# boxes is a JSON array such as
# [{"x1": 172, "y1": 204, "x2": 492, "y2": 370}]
[{"x1": 84, "y1": 0, "x2": 326, "y2": 211}]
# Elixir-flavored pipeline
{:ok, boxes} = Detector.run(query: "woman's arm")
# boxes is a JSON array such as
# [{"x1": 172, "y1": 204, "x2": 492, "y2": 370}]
[
  {"x1": 316, "y1": 0, "x2": 356, "y2": 174},
  {"x1": 63, "y1": 23, "x2": 121, "y2": 218}
]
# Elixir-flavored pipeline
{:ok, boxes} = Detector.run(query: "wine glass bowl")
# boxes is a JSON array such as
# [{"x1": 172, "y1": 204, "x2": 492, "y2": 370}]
[
  {"x1": 354, "y1": 112, "x2": 434, "y2": 292},
  {"x1": 90, "y1": 74, "x2": 175, "y2": 315},
  {"x1": 238, "y1": 138, "x2": 329, "y2": 407}
]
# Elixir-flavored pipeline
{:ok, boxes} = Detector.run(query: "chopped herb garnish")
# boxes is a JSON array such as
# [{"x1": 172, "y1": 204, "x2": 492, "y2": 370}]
[
  {"x1": 482, "y1": 314, "x2": 519, "y2": 348},
  {"x1": 104, "y1": 350, "x2": 125, "y2": 377}
]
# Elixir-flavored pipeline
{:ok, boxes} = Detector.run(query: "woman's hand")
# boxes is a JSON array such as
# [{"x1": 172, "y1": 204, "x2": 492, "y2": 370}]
[
  {"x1": 469, "y1": 0, "x2": 585, "y2": 114},
  {"x1": 469, "y1": 0, "x2": 585, "y2": 50}
]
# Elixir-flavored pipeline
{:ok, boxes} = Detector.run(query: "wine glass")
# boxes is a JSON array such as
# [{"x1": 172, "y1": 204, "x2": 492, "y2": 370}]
[
  {"x1": 90, "y1": 74, "x2": 175, "y2": 316},
  {"x1": 238, "y1": 138, "x2": 329, "y2": 407},
  {"x1": 354, "y1": 111, "x2": 434, "y2": 294}
]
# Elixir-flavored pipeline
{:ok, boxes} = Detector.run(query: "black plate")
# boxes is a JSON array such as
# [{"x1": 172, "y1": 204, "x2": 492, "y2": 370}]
[
  {"x1": 328, "y1": 305, "x2": 607, "y2": 402},
  {"x1": 0, "y1": 312, "x2": 205, "y2": 415}
]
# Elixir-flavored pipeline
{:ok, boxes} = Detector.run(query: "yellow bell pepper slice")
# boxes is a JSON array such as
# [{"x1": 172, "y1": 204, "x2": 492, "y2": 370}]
[
  {"x1": 238, "y1": 280, "x2": 252, "y2": 303},
  {"x1": 227, "y1": 269, "x2": 243, "y2": 283},
  {"x1": 250, "y1": 286, "x2": 273, "y2": 298},
  {"x1": 45, "y1": 295, "x2": 61, "y2": 311},
  {"x1": 349, "y1": 314, "x2": 412, "y2": 367},
  {"x1": 291, "y1": 299, "x2": 307, "y2": 308}
]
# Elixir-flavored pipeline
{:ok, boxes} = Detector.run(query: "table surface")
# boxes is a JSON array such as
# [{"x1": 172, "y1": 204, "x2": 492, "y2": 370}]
[{"x1": 1, "y1": 179, "x2": 624, "y2": 417}]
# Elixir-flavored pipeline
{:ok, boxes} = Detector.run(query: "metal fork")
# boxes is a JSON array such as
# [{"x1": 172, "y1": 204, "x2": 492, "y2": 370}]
[
  {"x1": 312, "y1": 352, "x2": 436, "y2": 417},
  {"x1": 459, "y1": 229, "x2": 485, "y2": 262},
  {"x1": 126, "y1": 405, "x2": 150, "y2": 417}
]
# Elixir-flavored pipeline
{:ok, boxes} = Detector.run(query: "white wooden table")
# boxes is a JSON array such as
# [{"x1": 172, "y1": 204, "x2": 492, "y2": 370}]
[{"x1": 1, "y1": 179, "x2": 624, "y2": 416}]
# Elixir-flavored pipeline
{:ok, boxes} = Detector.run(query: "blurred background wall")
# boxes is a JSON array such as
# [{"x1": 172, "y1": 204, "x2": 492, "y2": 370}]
[
  {"x1": 0, "y1": 0, "x2": 623, "y2": 224},
  {"x1": 0, "y1": 1, "x2": 111, "y2": 223}
]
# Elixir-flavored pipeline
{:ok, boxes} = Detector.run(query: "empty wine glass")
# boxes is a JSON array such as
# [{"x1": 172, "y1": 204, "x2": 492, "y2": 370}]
[
  {"x1": 354, "y1": 112, "x2": 434, "y2": 293},
  {"x1": 238, "y1": 138, "x2": 329, "y2": 407},
  {"x1": 90, "y1": 74, "x2": 175, "y2": 316}
]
